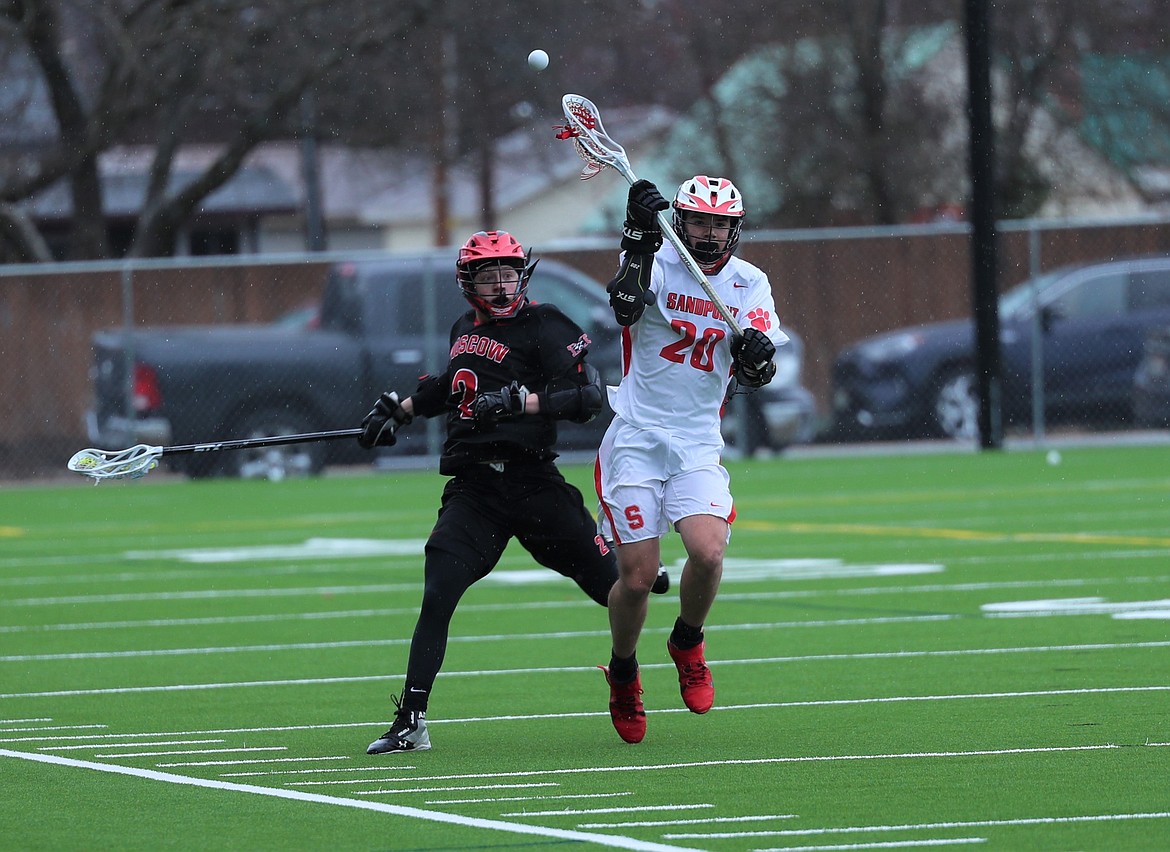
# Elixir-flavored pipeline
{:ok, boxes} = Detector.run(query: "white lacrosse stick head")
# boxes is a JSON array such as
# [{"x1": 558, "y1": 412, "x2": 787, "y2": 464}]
[
  {"x1": 68, "y1": 445, "x2": 162, "y2": 483},
  {"x1": 556, "y1": 94, "x2": 632, "y2": 181}
]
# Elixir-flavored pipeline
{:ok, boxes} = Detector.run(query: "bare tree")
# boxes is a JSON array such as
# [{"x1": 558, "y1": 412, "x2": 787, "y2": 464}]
[
  {"x1": 0, "y1": 0, "x2": 429, "y2": 261},
  {"x1": 988, "y1": 0, "x2": 1082, "y2": 217},
  {"x1": 652, "y1": 1, "x2": 962, "y2": 228},
  {"x1": 2, "y1": 0, "x2": 1164, "y2": 262}
]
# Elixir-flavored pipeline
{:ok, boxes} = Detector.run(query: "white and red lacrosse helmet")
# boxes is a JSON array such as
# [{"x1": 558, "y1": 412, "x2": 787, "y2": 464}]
[
  {"x1": 456, "y1": 230, "x2": 537, "y2": 320},
  {"x1": 671, "y1": 175, "x2": 745, "y2": 273}
]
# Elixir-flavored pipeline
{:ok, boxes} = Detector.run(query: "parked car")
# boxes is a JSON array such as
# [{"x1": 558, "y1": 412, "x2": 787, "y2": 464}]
[
  {"x1": 829, "y1": 256, "x2": 1170, "y2": 440},
  {"x1": 1133, "y1": 325, "x2": 1170, "y2": 428},
  {"x1": 88, "y1": 253, "x2": 816, "y2": 478}
]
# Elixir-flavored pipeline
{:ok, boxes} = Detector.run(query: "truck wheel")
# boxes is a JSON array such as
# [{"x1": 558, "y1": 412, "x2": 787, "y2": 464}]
[{"x1": 226, "y1": 407, "x2": 325, "y2": 480}]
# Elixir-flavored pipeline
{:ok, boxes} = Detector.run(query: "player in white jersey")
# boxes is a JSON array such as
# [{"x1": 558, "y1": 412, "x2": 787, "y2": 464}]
[{"x1": 595, "y1": 175, "x2": 786, "y2": 743}]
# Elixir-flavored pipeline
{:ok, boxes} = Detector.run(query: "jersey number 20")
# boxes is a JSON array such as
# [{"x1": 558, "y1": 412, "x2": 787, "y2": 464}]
[{"x1": 659, "y1": 320, "x2": 725, "y2": 372}]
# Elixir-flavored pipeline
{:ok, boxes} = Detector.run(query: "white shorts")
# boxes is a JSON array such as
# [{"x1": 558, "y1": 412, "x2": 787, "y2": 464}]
[{"x1": 595, "y1": 415, "x2": 734, "y2": 545}]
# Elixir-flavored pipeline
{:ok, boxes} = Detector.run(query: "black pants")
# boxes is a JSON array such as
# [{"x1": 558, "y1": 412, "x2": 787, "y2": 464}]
[{"x1": 402, "y1": 461, "x2": 616, "y2": 705}]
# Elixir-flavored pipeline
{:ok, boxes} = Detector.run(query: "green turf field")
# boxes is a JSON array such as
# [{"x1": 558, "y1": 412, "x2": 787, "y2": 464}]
[{"x1": 2, "y1": 444, "x2": 1168, "y2": 850}]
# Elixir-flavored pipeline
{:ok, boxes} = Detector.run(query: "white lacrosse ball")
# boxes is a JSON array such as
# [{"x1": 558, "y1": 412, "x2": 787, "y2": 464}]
[{"x1": 528, "y1": 49, "x2": 549, "y2": 71}]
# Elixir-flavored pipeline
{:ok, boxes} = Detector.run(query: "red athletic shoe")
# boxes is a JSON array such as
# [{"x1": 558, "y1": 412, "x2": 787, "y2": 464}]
[
  {"x1": 599, "y1": 666, "x2": 646, "y2": 743},
  {"x1": 667, "y1": 639, "x2": 714, "y2": 714}
]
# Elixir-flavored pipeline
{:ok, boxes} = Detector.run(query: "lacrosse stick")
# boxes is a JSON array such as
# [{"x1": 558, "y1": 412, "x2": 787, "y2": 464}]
[
  {"x1": 67, "y1": 428, "x2": 362, "y2": 483},
  {"x1": 556, "y1": 93, "x2": 743, "y2": 336}
]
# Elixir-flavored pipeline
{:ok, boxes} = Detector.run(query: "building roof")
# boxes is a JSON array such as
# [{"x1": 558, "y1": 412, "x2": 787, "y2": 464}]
[
  {"x1": 353, "y1": 105, "x2": 676, "y2": 225},
  {"x1": 23, "y1": 163, "x2": 298, "y2": 222}
]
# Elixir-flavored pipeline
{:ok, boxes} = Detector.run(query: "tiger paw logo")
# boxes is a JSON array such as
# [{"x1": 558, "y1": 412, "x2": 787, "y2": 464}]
[{"x1": 747, "y1": 308, "x2": 772, "y2": 332}]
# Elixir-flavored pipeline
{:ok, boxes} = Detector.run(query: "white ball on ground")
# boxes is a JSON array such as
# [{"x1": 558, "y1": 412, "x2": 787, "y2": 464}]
[
  {"x1": 528, "y1": 49, "x2": 549, "y2": 71},
  {"x1": 1046, "y1": 449, "x2": 1062, "y2": 466}
]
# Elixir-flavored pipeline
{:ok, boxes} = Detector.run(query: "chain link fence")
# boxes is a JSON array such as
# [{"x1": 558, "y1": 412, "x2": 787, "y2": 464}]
[{"x1": 4, "y1": 216, "x2": 1170, "y2": 481}]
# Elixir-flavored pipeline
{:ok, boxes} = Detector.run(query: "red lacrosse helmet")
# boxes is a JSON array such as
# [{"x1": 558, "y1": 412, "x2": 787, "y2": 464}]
[
  {"x1": 456, "y1": 230, "x2": 537, "y2": 319},
  {"x1": 671, "y1": 175, "x2": 745, "y2": 273}
]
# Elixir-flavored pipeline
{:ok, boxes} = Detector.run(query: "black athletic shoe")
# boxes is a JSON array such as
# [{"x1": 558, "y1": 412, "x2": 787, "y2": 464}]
[{"x1": 367, "y1": 697, "x2": 430, "y2": 755}]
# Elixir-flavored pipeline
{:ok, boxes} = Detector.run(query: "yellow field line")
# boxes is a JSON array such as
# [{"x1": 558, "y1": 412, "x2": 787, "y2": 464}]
[
  {"x1": 751, "y1": 478, "x2": 1170, "y2": 509},
  {"x1": 739, "y1": 520, "x2": 1170, "y2": 548}
]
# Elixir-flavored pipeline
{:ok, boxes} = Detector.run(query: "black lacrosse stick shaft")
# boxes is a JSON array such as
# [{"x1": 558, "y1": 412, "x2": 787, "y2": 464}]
[{"x1": 161, "y1": 429, "x2": 363, "y2": 456}]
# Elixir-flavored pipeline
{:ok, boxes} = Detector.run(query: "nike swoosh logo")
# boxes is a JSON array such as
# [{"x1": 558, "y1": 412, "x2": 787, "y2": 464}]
[{"x1": 732, "y1": 283, "x2": 748, "y2": 289}]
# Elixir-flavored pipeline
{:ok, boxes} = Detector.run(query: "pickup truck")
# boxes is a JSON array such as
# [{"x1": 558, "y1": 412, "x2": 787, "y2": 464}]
[{"x1": 87, "y1": 253, "x2": 816, "y2": 479}]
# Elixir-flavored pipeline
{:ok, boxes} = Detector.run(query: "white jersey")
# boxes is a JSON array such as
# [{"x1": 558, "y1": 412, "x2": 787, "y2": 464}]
[{"x1": 607, "y1": 242, "x2": 789, "y2": 446}]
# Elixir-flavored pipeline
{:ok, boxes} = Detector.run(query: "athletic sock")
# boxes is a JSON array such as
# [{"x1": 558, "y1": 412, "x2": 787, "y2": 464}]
[
  {"x1": 608, "y1": 651, "x2": 639, "y2": 684},
  {"x1": 670, "y1": 617, "x2": 704, "y2": 650},
  {"x1": 400, "y1": 685, "x2": 429, "y2": 713}
]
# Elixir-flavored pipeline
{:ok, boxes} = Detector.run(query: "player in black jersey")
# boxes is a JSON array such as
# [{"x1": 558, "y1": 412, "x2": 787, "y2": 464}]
[{"x1": 359, "y1": 230, "x2": 667, "y2": 755}]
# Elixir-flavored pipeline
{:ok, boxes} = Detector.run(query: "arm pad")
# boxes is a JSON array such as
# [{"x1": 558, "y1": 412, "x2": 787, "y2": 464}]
[
  {"x1": 409, "y1": 373, "x2": 449, "y2": 418},
  {"x1": 542, "y1": 362, "x2": 604, "y2": 423}
]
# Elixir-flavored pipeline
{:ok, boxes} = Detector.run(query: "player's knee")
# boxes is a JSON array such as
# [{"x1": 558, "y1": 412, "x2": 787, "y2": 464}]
[
  {"x1": 686, "y1": 543, "x2": 725, "y2": 577},
  {"x1": 618, "y1": 562, "x2": 660, "y2": 596}
]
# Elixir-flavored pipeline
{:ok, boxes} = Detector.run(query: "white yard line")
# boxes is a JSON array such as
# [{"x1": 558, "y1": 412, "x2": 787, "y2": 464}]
[
  {"x1": 755, "y1": 839, "x2": 987, "y2": 850},
  {"x1": 688, "y1": 810, "x2": 1170, "y2": 840},
  {"x1": 580, "y1": 815, "x2": 798, "y2": 828},
  {"x1": 9, "y1": 681, "x2": 1170, "y2": 711},
  {"x1": 355, "y1": 782, "x2": 560, "y2": 795},
  {"x1": 6, "y1": 573, "x2": 1170, "y2": 635},
  {"x1": 94, "y1": 747, "x2": 286, "y2": 758},
  {"x1": 0, "y1": 616, "x2": 958, "y2": 661},
  {"x1": 3, "y1": 639, "x2": 1168, "y2": 698},
  {"x1": 0, "y1": 601, "x2": 584, "y2": 633},
  {"x1": 157, "y1": 756, "x2": 352, "y2": 767},
  {"x1": 0, "y1": 723, "x2": 395, "y2": 745},
  {"x1": 500, "y1": 804, "x2": 714, "y2": 817},
  {"x1": 0, "y1": 559, "x2": 415, "y2": 586},
  {"x1": 0, "y1": 748, "x2": 703, "y2": 852},
  {"x1": 0, "y1": 724, "x2": 106, "y2": 733},
  {"x1": 4, "y1": 583, "x2": 420, "y2": 607},
  {"x1": 4, "y1": 699, "x2": 1166, "y2": 756},
  {"x1": 223, "y1": 763, "x2": 418, "y2": 776},
  {"x1": 279, "y1": 742, "x2": 1168, "y2": 786},
  {"x1": 430, "y1": 792, "x2": 633, "y2": 805},
  {"x1": 39, "y1": 739, "x2": 225, "y2": 751}
]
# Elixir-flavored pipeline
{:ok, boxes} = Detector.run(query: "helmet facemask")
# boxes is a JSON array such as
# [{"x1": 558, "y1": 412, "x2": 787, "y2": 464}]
[
  {"x1": 459, "y1": 258, "x2": 534, "y2": 320},
  {"x1": 670, "y1": 175, "x2": 745, "y2": 274},
  {"x1": 673, "y1": 210, "x2": 742, "y2": 273},
  {"x1": 456, "y1": 230, "x2": 537, "y2": 320}
]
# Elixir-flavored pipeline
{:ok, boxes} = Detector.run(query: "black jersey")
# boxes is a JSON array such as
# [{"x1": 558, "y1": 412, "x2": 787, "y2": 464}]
[{"x1": 410, "y1": 302, "x2": 594, "y2": 474}]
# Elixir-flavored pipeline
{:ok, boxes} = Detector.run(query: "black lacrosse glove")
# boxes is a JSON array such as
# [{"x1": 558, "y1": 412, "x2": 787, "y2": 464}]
[
  {"x1": 730, "y1": 328, "x2": 778, "y2": 388},
  {"x1": 471, "y1": 381, "x2": 529, "y2": 427},
  {"x1": 606, "y1": 253, "x2": 655, "y2": 326},
  {"x1": 358, "y1": 391, "x2": 412, "y2": 448},
  {"x1": 621, "y1": 179, "x2": 670, "y2": 254}
]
